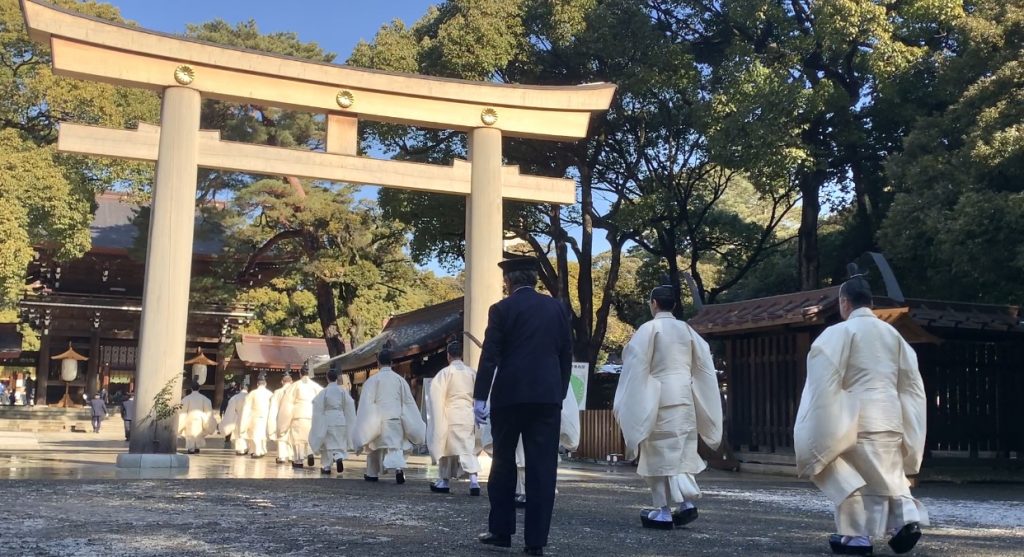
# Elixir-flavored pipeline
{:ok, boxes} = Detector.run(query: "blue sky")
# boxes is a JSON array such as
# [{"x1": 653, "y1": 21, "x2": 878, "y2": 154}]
[{"x1": 114, "y1": 1, "x2": 434, "y2": 60}]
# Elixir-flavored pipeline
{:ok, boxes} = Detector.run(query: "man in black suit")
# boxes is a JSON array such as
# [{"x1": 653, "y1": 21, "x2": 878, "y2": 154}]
[{"x1": 475, "y1": 256, "x2": 572, "y2": 557}]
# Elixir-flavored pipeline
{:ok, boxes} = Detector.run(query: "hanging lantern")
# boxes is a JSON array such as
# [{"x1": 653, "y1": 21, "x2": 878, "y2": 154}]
[
  {"x1": 51, "y1": 343, "x2": 88, "y2": 382},
  {"x1": 184, "y1": 348, "x2": 217, "y2": 385}
]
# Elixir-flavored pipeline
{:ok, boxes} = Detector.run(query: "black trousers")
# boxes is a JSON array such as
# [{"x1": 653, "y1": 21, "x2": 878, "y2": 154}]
[
  {"x1": 91, "y1": 416, "x2": 101, "y2": 432},
  {"x1": 488, "y1": 403, "x2": 561, "y2": 548}
]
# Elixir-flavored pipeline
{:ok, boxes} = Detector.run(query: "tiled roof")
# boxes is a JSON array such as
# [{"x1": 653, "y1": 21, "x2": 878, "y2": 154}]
[
  {"x1": 690, "y1": 287, "x2": 1023, "y2": 336},
  {"x1": 317, "y1": 297, "x2": 464, "y2": 373},
  {"x1": 688, "y1": 287, "x2": 841, "y2": 334},
  {"x1": 233, "y1": 334, "x2": 329, "y2": 369}
]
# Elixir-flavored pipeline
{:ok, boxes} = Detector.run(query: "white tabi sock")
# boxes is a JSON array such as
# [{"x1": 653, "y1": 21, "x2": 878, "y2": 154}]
[
  {"x1": 648, "y1": 507, "x2": 672, "y2": 522},
  {"x1": 469, "y1": 473, "x2": 479, "y2": 488},
  {"x1": 678, "y1": 501, "x2": 696, "y2": 513},
  {"x1": 435, "y1": 479, "x2": 449, "y2": 489},
  {"x1": 841, "y1": 536, "x2": 871, "y2": 547}
]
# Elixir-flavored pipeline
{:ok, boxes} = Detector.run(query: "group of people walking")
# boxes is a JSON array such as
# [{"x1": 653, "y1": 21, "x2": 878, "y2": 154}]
[{"x1": 171, "y1": 256, "x2": 927, "y2": 557}]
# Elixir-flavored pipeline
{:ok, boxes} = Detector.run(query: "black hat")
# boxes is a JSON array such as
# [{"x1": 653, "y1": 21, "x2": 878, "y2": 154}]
[{"x1": 497, "y1": 256, "x2": 539, "y2": 274}]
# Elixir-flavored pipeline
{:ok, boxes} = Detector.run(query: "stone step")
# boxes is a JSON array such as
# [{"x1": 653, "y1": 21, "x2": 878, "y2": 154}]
[
  {"x1": 0, "y1": 415, "x2": 124, "y2": 433},
  {"x1": 734, "y1": 450, "x2": 796, "y2": 466}
]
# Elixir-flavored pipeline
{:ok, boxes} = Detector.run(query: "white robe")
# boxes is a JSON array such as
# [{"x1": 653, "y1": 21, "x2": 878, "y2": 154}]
[
  {"x1": 795, "y1": 307, "x2": 929, "y2": 538},
  {"x1": 279, "y1": 376, "x2": 323, "y2": 461},
  {"x1": 240, "y1": 385, "x2": 274, "y2": 455},
  {"x1": 613, "y1": 312, "x2": 723, "y2": 505},
  {"x1": 221, "y1": 390, "x2": 248, "y2": 451},
  {"x1": 429, "y1": 360, "x2": 480, "y2": 477},
  {"x1": 268, "y1": 382, "x2": 292, "y2": 459},
  {"x1": 178, "y1": 391, "x2": 216, "y2": 449},
  {"x1": 353, "y1": 366, "x2": 425, "y2": 471},
  {"x1": 309, "y1": 382, "x2": 357, "y2": 461}
]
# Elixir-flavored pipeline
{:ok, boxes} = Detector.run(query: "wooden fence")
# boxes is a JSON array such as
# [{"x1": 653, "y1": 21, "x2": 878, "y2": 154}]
[
  {"x1": 576, "y1": 409, "x2": 625, "y2": 460},
  {"x1": 917, "y1": 338, "x2": 1024, "y2": 457},
  {"x1": 724, "y1": 332, "x2": 808, "y2": 453}
]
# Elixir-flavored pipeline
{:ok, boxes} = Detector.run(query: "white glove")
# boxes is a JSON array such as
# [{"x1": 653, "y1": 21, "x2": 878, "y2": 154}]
[{"x1": 473, "y1": 400, "x2": 489, "y2": 425}]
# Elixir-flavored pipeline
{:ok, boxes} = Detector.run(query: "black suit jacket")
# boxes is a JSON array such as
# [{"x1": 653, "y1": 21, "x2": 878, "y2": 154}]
[{"x1": 473, "y1": 287, "x2": 573, "y2": 408}]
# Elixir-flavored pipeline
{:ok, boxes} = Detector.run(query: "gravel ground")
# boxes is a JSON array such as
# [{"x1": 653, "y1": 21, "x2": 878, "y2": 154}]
[{"x1": 1, "y1": 467, "x2": 1021, "y2": 556}]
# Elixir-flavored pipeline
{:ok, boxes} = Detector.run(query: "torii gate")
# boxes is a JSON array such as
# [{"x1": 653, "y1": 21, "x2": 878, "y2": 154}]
[{"x1": 21, "y1": 0, "x2": 614, "y2": 460}]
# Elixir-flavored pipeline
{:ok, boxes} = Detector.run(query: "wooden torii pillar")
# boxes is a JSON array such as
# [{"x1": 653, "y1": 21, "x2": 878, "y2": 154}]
[{"x1": 21, "y1": 0, "x2": 614, "y2": 457}]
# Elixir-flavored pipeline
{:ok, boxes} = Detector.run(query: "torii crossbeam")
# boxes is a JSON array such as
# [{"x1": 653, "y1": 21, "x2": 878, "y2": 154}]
[{"x1": 21, "y1": 0, "x2": 614, "y2": 460}]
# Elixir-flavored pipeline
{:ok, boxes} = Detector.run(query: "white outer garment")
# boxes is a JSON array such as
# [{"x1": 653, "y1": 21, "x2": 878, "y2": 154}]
[
  {"x1": 177, "y1": 391, "x2": 217, "y2": 449},
  {"x1": 239, "y1": 385, "x2": 274, "y2": 447},
  {"x1": 428, "y1": 360, "x2": 480, "y2": 475},
  {"x1": 267, "y1": 382, "x2": 290, "y2": 441},
  {"x1": 353, "y1": 366, "x2": 426, "y2": 454},
  {"x1": 279, "y1": 376, "x2": 323, "y2": 460},
  {"x1": 613, "y1": 312, "x2": 723, "y2": 475},
  {"x1": 220, "y1": 390, "x2": 247, "y2": 438},
  {"x1": 794, "y1": 307, "x2": 929, "y2": 537},
  {"x1": 309, "y1": 382, "x2": 357, "y2": 457}
]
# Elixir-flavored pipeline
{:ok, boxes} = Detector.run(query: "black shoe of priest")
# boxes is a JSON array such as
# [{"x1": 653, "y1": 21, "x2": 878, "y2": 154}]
[
  {"x1": 292, "y1": 462, "x2": 304, "y2": 470},
  {"x1": 307, "y1": 454, "x2": 315, "y2": 467},
  {"x1": 363, "y1": 474, "x2": 378, "y2": 482},
  {"x1": 672, "y1": 507, "x2": 698, "y2": 526},
  {"x1": 478, "y1": 532, "x2": 511, "y2": 548},
  {"x1": 888, "y1": 523, "x2": 921, "y2": 554},
  {"x1": 336, "y1": 459, "x2": 344, "y2": 473},
  {"x1": 470, "y1": 486, "x2": 481, "y2": 497},
  {"x1": 430, "y1": 483, "x2": 450, "y2": 493},
  {"x1": 396, "y1": 470, "x2": 406, "y2": 484}
]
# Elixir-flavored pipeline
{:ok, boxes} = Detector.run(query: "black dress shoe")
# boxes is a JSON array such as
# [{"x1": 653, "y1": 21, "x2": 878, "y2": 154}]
[
  {"x1": 524, "y1": 547, "x2": 543, "y2": 556},
  {"x1": 672, "y1": 507, "x2": 698, "y2": 526},
  {"x1": 306, "y1": 454, "x2": 315, "y2": 467},
  {"x1": 470, "y1": 486, "x2": 481, "y2": 497},
  {"x1": 430, "y1": 483, "x2": 450, "y2": 493},
  {"x1": 829, "y1": 534, "x2": 873, "y2": 555},
  {"x1": 292, "y1": 462, "x2": 305, "y2": 470},
  {"x1": 364, "y1": 474, "x2": 379, "y2": 482},
  {"x1": 888, "y1": 523, "x2": 921, "y2": 554},
  {"x1": 478, "y1": 532, "x2": 511, "y2": 548},
  {"x1": 336, "y1": 459, "x2": 344, "y2": 473},
  {"x1": 396, "y1": 470, "x2": 405, "y2": 484},
  {"x1": 640, "y1": 510, "x2": 674, "y2": 530}
]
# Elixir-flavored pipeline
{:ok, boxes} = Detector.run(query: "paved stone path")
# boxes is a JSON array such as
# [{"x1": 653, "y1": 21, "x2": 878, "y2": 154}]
[{"x1": 0, "y1": 430, "x2": 1020, "y2": 556}]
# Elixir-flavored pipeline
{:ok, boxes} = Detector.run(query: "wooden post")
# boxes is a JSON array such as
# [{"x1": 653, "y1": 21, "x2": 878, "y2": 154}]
[
  {"x1": 128, "y1": 86, "x2": 201, "y2": 454},
  {"x1": 35, "y1": 332, "x2": 50, "y2": 406},
  {"x1": 85, "y1": 330, "x2": 100, "y2": 398},
  {"x1": 464, "y1": 127, "x2": 503, "y2": 368},
  {"x1": 213, "y1": 343, "x2": 227, "y2": 410}
]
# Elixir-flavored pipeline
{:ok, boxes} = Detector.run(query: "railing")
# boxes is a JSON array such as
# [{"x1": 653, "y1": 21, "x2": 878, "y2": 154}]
[{"x1": 576, "y1": 409, "x2": 625, "y2": 460}]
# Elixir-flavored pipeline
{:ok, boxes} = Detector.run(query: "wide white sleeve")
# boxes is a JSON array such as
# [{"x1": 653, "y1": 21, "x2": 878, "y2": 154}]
[
  {"x1": 428, "y1": 370, "x2": 449, "y2": 461},
  {"x1": 401, "y1": 378, "x2": 426, "y2": 445},
  {"x1": 897, "y1": 338, "x2": 927, "y2": 474},
  {"x1": 613, "y1": 322, "x2": 661, "y2": 461},
  {"x1": 559, "y1": 387, "x2": 581, "y2": 451},
  {"x1": 342, "y1": 390, "x2": 358, "y2": 451},
  {"x1": 267, "y1": 392, "x2": 281, "y2": 441},
  {"x1": 353, "y1": 377, "x2": 380, "y2": 449},
  {"x1": 239, "y1": 393, "x2": 253, "y2": 436},
  {"x1": 689, "y1": 326, "x2": 723, "y2": 450},
  {"x1": 203, "y1": 397, "x2": 217, "y2": 435},
  {"x1": 308, "y1": 389, "x2": 327, "y2": 452},
  {"x1": 794, "y1": 326, "x2": 860, "y2": 478}
]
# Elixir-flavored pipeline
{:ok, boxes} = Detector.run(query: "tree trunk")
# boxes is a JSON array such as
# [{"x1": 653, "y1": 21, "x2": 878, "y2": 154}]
[
  {"x1": 797, "y1": 170, "x2": 824, "y2": 291},
  {"x1": 575, "y1": 165, "x2": 595, "y2": 363},
  {"x1": 314, "y1": 279, "x2": 345, "y2": 357}
]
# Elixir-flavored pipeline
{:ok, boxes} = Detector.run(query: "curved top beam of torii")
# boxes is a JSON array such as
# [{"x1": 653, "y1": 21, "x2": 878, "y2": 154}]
[{"x1": 21, "y1": 0, "x2": 615, "y2": 141}]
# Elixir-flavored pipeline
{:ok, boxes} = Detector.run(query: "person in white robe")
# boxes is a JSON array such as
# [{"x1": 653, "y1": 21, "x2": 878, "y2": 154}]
[
  {"x1": 309, "y1": 368, "x2": 357, "y2": 475},
  {"x1": 795, "y1": 265, "x2": 927, "y2": 556},
  {"x1": 279, "y1": 364, "x2": 323, "y2": 469},
  {"x1": 240, "y1": 375, "x2": 274, "y2": 458},
  {"x1": 353, "y1": 344, "x2": 425, "y2": 484},
  {"x1": 428, "y1": 341, "x2": 482, "y2": 495},
  {"x1": 613, "y1": 285, "x2": 723, "y2": 529},
  {"x1": 221, "y1": 383, "x2": 249, "y2": 455},
  {"x1": 178, "y1": 382, "x2": 217, "y2": 454},
  {"x1": 268, "y1": 373, "x2": 293, "y2": 464},
  {"x1": 513, "y1": 389, "x2": 580, "y2": 506}
]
